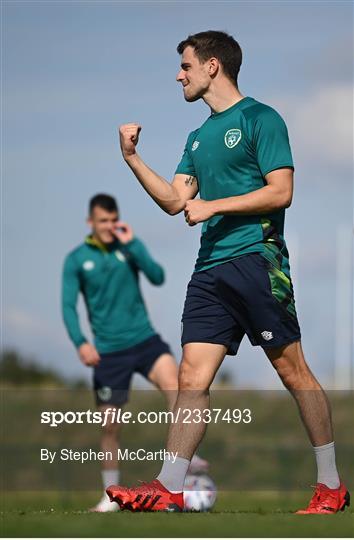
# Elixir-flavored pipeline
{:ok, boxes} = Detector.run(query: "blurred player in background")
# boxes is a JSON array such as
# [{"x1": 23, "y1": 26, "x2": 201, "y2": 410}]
[
  {"x1": 62, "y1": 193, "x2": 208, "y2": 511},
  {"x1": 107, "y1": 31, "x2": 349, "y2": 514}
]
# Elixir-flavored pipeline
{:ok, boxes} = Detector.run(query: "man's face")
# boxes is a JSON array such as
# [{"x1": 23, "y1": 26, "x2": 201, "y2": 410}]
[
  {"x1": 87, "y1": 206, "x2": 119, "y2": 245},
  {"x1": 176, "y1": 46, "x2": 211, "y2": 102}
]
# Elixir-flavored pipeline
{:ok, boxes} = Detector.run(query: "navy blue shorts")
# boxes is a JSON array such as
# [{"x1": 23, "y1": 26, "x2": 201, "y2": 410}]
[
  {"x1": 181, "y1": 253, "x2": 301, "y2": 355},
  {"x1": 93, "y1": 334, "x2": 171, "y2": 406}
]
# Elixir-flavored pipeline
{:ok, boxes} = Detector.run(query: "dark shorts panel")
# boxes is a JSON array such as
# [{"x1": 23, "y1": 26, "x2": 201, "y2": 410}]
[
  {"x1": 181, "y1": 253, "x2": 301, "y2": 356},
  {"x1": 93, "y1": 334, "x2": 171, "y2": 406}
]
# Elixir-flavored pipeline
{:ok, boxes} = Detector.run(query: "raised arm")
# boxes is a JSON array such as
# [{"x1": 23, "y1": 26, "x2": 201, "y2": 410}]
[{"x1": 119, "y1": 123, "x2": 198, "y2": 215}]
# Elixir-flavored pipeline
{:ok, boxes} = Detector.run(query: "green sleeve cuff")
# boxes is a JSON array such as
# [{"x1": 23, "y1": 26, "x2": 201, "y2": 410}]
[{"x1": 74, "y1": 337, "x2": 88, "y2": 349}]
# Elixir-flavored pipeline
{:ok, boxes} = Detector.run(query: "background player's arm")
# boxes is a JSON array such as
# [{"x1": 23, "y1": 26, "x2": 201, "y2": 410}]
[
  {"x1": 62, "y1": 255, "x2": 100, "y2": 366},
  {"x1": 125, "y1": 237, "x2": 165, "y2": 285},
  {"x1": 113, "y1": 230, "x2": 165, "y2": 285},
  {"x1": 119, "y1": 123, "x2": 198, "y2": 215},
  {"x1": 111, "y1": 223, "x2": 165, "y2": 284},
  {"x1": 184, "y1": 168, "x2": 293, "y2": 225}
]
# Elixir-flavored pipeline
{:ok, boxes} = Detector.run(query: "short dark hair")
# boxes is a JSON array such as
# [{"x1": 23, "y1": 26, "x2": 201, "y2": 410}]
[
  {"x1": 177, "y1": 30, "x2": 242, "y2": 87},
  {"x1": 89, "y1": 193, "x2": 118, "y2": 215}
]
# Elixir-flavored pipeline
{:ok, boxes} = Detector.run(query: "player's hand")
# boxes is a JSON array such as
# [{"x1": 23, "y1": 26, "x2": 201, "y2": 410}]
[
  {"x1": 119, "y1": 123, "x2": 141, "y2": 160},
  {"x1": 78, "y1": 343, "x2": 100, "y2": 367},
  {"x1": 112, "y1": 221, "x2": 134, "y2": 244},
  {"x1": 184, "y1": 199, "x2": 215, "y2": 226}
]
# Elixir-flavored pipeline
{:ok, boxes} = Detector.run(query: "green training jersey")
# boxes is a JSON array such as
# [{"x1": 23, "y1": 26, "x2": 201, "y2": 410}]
[
  {"x1": 175, "y1": 96, "x2": 294, "y2": 276},
  {"x1": 62, "y1": 236, "x2": 164, "y2": 353}
]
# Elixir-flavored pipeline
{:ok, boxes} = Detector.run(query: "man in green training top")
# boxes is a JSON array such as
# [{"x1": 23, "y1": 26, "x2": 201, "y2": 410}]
[
  {"x1": 62, "y1": 193, "x2": 208, "y2": 512},
  {"x1": 107, "y1": 31, "x2": 349, "y2": 514}
]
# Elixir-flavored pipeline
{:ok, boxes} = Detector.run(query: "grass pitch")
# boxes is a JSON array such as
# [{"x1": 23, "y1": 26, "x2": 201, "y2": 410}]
[{"x1": 1, "y1": 490, "x2": 353, "y2": 538}]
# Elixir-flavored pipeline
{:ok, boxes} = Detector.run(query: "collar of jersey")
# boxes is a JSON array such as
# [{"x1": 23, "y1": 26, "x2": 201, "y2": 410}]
[
  {"x1": 209, "y1": 96, "x2": 252, "y2": 120},
  {"x1": 85, "y1": 235, "x2": 111, "y2": 253}
]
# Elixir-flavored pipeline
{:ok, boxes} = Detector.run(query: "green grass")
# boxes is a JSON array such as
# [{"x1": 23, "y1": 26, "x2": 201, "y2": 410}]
[{"x1": 1, "y1": 491, "x2": 353, "y2": 537}]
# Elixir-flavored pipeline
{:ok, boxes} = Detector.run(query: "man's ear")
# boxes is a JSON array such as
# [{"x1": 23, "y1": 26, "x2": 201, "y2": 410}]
[{"x1": 208, "y1": 57, "x2": 219, "y2": 77}]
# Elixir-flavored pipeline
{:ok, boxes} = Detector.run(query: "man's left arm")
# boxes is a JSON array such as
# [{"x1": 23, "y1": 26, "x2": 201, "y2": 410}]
[
  {"x1": 113, "y1": 222, "x2": 165, "y2": 285},
  {"x1": 125, "y1": 238, "x2": 165, "y2": 285},
  {"x1": 184, "y1": 167, "x2": 293, "y2": 225}
]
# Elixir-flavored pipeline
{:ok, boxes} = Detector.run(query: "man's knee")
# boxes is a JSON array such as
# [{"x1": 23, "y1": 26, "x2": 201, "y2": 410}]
[
  {"x1": 276, "y1": 361, "x2": 303, "y2": 389},
  {"x1": 267, "y1": 342, "x2": 314, "y2": 389},
  {"x1": 100, "y1": 407, "x2": 121, "y2": 437},
  {"x1": 178, "y1": 342, "x2": 226, "y2": 392},
  {"x1": 148, "y1": 353, "x2": 178, "y2": 391},
  {"x1": 102, "y1": 422, "x2": 120, "y2": 438},
  {"x1": 178, "y1": 355, "x2": 210, "y2": 392}
]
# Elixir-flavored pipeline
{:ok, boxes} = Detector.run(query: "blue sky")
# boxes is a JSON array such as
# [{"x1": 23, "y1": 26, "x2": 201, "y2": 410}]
[{"x1": 3, "y1": 1, "x2": 353, "y2": 389}]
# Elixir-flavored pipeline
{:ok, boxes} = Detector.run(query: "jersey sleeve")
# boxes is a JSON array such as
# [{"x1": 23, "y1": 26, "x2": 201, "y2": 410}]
[
  {"x1": 62, "y1": 253, "x2": 87, "y2": 348},
  {"x1": 175, "y1": 130, "x2": 198, "y2": 176},
  {"x1": 123, "y1": 238, "x2": 165, "y2": 286},
  {"x1": 252, "y1": 107, "x2": 294, "y2": 177}
]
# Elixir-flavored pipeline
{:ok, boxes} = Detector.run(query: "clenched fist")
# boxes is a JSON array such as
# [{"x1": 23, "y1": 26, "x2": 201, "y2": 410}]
[
  {"x1": 184, "y1": 199, "x2": 215, "y2": 226},
  {"x1": 78, "y1": 343, "x2": 100, "y2": 367},
  {"x1": 119, "y1": 123, "x2": 142, "y2": 160}
]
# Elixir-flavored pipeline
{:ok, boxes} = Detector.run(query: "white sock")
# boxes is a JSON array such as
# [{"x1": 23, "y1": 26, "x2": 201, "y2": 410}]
[
  {"x1": 157, "y1": 456, "x2": 190, "y2": 493},
  {"x1": 313, "y1": 441, "x2": 340, "y2": 489},
  {"x1": 102, "y1": 469, "x2": 120, "y2": 491}
]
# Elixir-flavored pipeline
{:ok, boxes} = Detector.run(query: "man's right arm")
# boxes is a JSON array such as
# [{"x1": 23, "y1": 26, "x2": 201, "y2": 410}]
[
  {"x1": 62, "y1": 254, "x2": 87, "y2": 348},
  {"x1": 62, "y1": 255, "x2": 100, "y2": 366},
  {"x1": 119, "y1": 123, "x2": 198, "y2": 215}
]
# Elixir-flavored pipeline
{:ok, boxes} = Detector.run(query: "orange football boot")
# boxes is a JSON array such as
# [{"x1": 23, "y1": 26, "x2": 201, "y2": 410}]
[
  {"x1": 296, "y1": 482, "x2": 350, "y2": 514},
  {"x1": 107, "y1": 479, "x2": 184, "y2": 512}
]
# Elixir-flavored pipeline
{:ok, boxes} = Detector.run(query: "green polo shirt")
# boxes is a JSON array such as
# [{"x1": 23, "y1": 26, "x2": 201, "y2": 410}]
[
  {"x1": 62, "y1": 236, "x2": 164, "y2": 353},
  {"x1": 175, "y1": 97, "x2": 294, "y2": 276}
]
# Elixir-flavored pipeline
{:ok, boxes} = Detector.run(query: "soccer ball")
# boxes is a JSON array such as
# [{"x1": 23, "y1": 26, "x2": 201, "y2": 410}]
[{"x1": 183, "y1": 474, "x2": 217, "y2": 512}]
